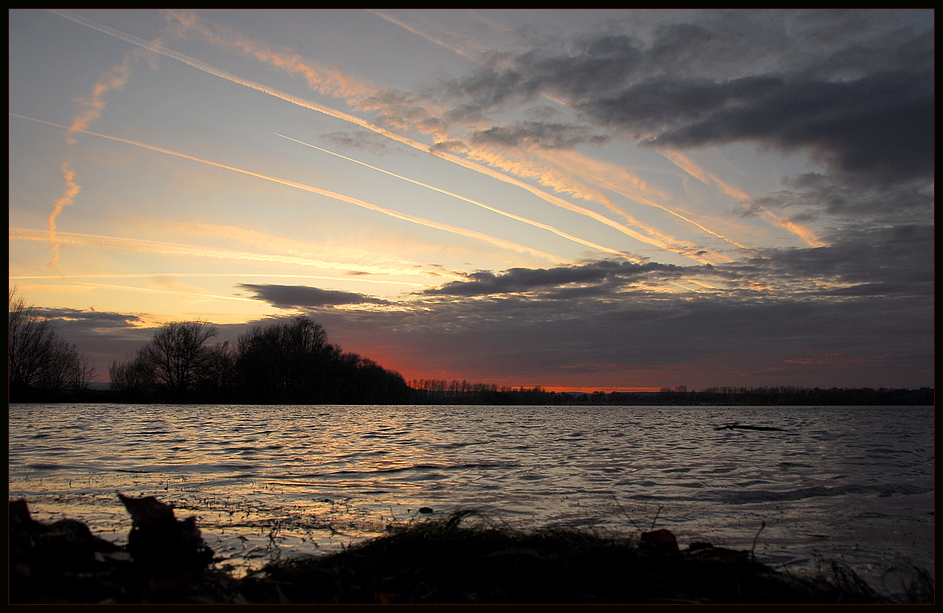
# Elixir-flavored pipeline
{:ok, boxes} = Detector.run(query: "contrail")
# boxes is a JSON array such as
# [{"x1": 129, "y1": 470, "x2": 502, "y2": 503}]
[
  {"x1": 159, "y1": 220, "x2": 438, "y2": 272},
  {"x1": 658, "y1": 149, "x2": 824, "y2": 248},
  {"x1": 534, "y1": 148, "x2": 751, "y2": 254},
  {"x1": 357, "y1": 10, "x2": 754, "y2": 262},
  {"x1": 10, "y1": 272, "x2": 430, "y2": 287},
  {"x1": 367, "y1": 10, "x2": 480, "y2": 61},
  {"x1": 47, "y1": 9, "x2": 707, "y2": 264},
  {"x1": 274, "y1": 133, "x2": 639, "y2": 261},
  {"x1": 10, "y1": 226, "x2": 465, "y2": 279},
  {"x1": 11, "y1": 114, "x2": 565, "y2": 265},
  {"x1": 468, "y1": 145, "x2": 734, "y2": 264},
  {"x1": 358, "y1": 11, "x2": 744, "y2": 264},
  {"x1": 70, "y1": 281, "x2": 262, "y2": 304},
  {"x1": 46, "y1": 50, "x2": 137, "y2": 267},
  {"x1": 47, "y1": 162, "x2": 81, "y2": 267}
]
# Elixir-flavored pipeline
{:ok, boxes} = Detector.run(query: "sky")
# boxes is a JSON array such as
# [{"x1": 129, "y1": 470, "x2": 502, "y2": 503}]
[{"x1": 8, "y1": 9, "x2": 934, "y2": 391}]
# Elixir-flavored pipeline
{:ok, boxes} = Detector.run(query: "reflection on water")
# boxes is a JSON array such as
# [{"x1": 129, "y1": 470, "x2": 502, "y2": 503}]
[{"x1": 8, "y1": 404, "x2": 934, "y2": 585}]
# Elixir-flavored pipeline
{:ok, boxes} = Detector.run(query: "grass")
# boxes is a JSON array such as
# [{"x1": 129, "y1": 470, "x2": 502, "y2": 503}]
[
  {"x1": 10, "y1": 504, "x2": 933, "y2": 604},
  {"x1": 237, "y1": 510, "x2": 932, "y2": 604}
]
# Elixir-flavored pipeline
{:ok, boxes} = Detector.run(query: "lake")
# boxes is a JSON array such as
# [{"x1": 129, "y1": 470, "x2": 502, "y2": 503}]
[{"x1": 8, "y1": 403, "x2": 934, "y2": 590}]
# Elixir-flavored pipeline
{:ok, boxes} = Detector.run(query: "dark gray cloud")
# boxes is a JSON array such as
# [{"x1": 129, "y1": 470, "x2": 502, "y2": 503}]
[
  {"x1": 320, "y1": 131, "x2": 408, "y2": 155},
  {"x1": 424, "y1": 220, "x2": 933, "y2": 304},
  {"x1": 471, "y1": 121, "x2": 607, "y2": 149},
  {"x1": 34, "y1": 307, "x2": 144, "y2": 326},
  {"x1": 632, "y1": 69, "x2": 933, "y2": 183},
  {"x1": 426, "y1": 261, "x2": 685, "y2": 297},
  {"x1": 294, "y1": 275, "x2": 932, "y2": 389},
  {"x1": 53, "y1": 226, "x2": 932, "y2": 387},
  {"x1": 238, "y1": 283, "x2": 388, "y2": 309},
  {"x1": 752, "y1": 172, "x2": 933, "y2": 224},
  {"x1": 441, "y1": 10, "x2": 933, "y2": 185}
]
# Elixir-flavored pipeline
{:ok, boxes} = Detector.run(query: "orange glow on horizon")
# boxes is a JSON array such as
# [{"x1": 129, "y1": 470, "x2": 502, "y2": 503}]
[{"x1": 539, "y1": 386, "x2": 664, "y2": 394}]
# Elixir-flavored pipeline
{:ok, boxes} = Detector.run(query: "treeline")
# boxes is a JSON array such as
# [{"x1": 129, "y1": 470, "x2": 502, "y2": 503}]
[
  {"x1": 649, "y1": 386, "x2": 936, "y2": 406},
  {"x1": 108, "y1": 316, "x2": 412, "y2": 404},
  {"x1": 8, "y1": 289, "x2": 94, "y2": 401},
  {"x1": 406, "y1": 381, "x2": 934, "y2": 406},
  {"x1": 408, "y1": 379, "x2": 556, "y2": 405}
]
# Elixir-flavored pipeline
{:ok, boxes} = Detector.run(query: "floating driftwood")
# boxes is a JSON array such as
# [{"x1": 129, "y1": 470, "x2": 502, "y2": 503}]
[{"x1": 714, "y1": 423, "x2": 785, "y2": 432}]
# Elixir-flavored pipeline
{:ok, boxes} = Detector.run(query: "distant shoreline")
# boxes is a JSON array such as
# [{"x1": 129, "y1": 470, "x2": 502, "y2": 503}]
[{"x1": 8, "y1": 385, "x2": 935, "y2": 406}]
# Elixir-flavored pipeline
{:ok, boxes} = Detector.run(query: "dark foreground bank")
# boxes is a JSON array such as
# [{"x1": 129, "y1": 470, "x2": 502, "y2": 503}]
[{"x1": 9, "y1": 496, "x2": 934, "y2": 605}]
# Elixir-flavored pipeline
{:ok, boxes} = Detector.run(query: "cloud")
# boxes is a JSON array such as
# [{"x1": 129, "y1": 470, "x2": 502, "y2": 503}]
[
  {"x1": 22, "y1": 10, "x2": 934, "y2": 391},
  {"x1": 298, "y1": 268, "x2": 932, "y2": 388},
  {"x1": 425, "y1": 260, "x2": 686, "y2": 297},
  {"x1": 35, "y1": 307, "x2": 145, "y2": 327},
  {"x1": 442, "y1": 10, "x2": 933, "y2": 185},
  {"x1": 423, "y1": 217, "x2": 935, "y2": 303},
  {"x1": 635, "y1": 70, "x2": 934, "y2": 183},
  {"x1": 238, "y1": 284, "x2": 389, "y2": 309},
  {"x1": 320, "y1": 131, "x2": 407, "y2": 156},
  {"x1": 754, "y1": 172, "x2": 933, "y2": 225},
  {"x1": 471, "y1": 121, "x2": 607, "y2": 149}
]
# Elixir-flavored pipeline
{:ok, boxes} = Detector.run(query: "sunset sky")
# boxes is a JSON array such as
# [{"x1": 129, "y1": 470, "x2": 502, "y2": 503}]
[{"x1": 9, "y1": 9, "x2": 934, "y2": 391}]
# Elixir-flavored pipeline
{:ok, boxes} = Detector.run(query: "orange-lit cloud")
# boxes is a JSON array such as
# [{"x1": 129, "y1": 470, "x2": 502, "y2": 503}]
[{"x1": 164, "y1": 10, "x2": 386, "y2": 108}]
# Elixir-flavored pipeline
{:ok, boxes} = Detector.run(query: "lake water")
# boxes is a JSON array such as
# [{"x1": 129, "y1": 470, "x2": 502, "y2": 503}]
[{"x1": 8, "y1": 403, "x2": 934, "y2": 591}]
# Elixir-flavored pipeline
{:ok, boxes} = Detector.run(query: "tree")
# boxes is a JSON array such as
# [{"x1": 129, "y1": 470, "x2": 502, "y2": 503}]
[
  {"x1": 195, "y1": 341, "x2": 237, "y2": 401},
  {"x1": 137, "y1": 321, "x2": 218, "y2": 402},
  {"x1": 40, "y1": 336, "x2": 94, "y2": 394},
  {"x1": 9, "y1": 289, "x2": 57, "y2": 395},
  {"x1": 236, "y1": 316, "x2": 333, "y2": 403},
  {"x1": 8, "y1": 288, "x2": 93, "y2": 399},
  {"x1": 109, "y1": 355, "x2": 155, "y2": 400}
]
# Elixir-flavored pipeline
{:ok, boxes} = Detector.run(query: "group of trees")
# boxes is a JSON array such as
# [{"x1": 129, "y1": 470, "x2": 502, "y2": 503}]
[
  {"x1": 8, "y1": 289, "x2": 94, "y2": 401},
  {"x1": 109, "y1": 315, "x2": 412, "y2": 404}
]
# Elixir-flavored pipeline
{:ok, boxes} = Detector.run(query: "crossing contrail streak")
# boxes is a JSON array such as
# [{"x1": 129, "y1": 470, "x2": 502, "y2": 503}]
[
  {"x1": 533, "y1": 148, "x2": 750, "y2": 254},
  {"x1": 274, "y1": 133, "x2": 637, "y2": 261},
  {"x1": 11, "y1": 114, "x2": 564, "y2": 265},
  {"x1": 361, "y1": 10, "x2": 749, "y2": 263},
  {"x1": 46, "y1": 9, "x2": 707, "y2": 264},
  {"x1": 10, "y1": 272, "x2": 430, "y2": 287},
  {"x1": 367, "y1": 9, "x2": 479, "y2": 61},
  {"x1": 658, "y1": 149, "x2": 824, "y2": 248},
  {"x1": 469, "y1": 146, "x2": 734, "y2": 264},
  {"x1": 9, "y1": 226, "x2": 445, "y2": 277}
]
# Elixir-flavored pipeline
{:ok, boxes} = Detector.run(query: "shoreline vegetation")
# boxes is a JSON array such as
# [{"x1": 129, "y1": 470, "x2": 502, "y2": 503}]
[
  {"x1": 9, "y1": 292, "x2": 934, "y2": 406},
  {"x1": 10, "y1": 496, "x2": 934, "y2": 605},
  {"x1": 10, "y1": 384, "x2": 936, "y2": 406}
]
